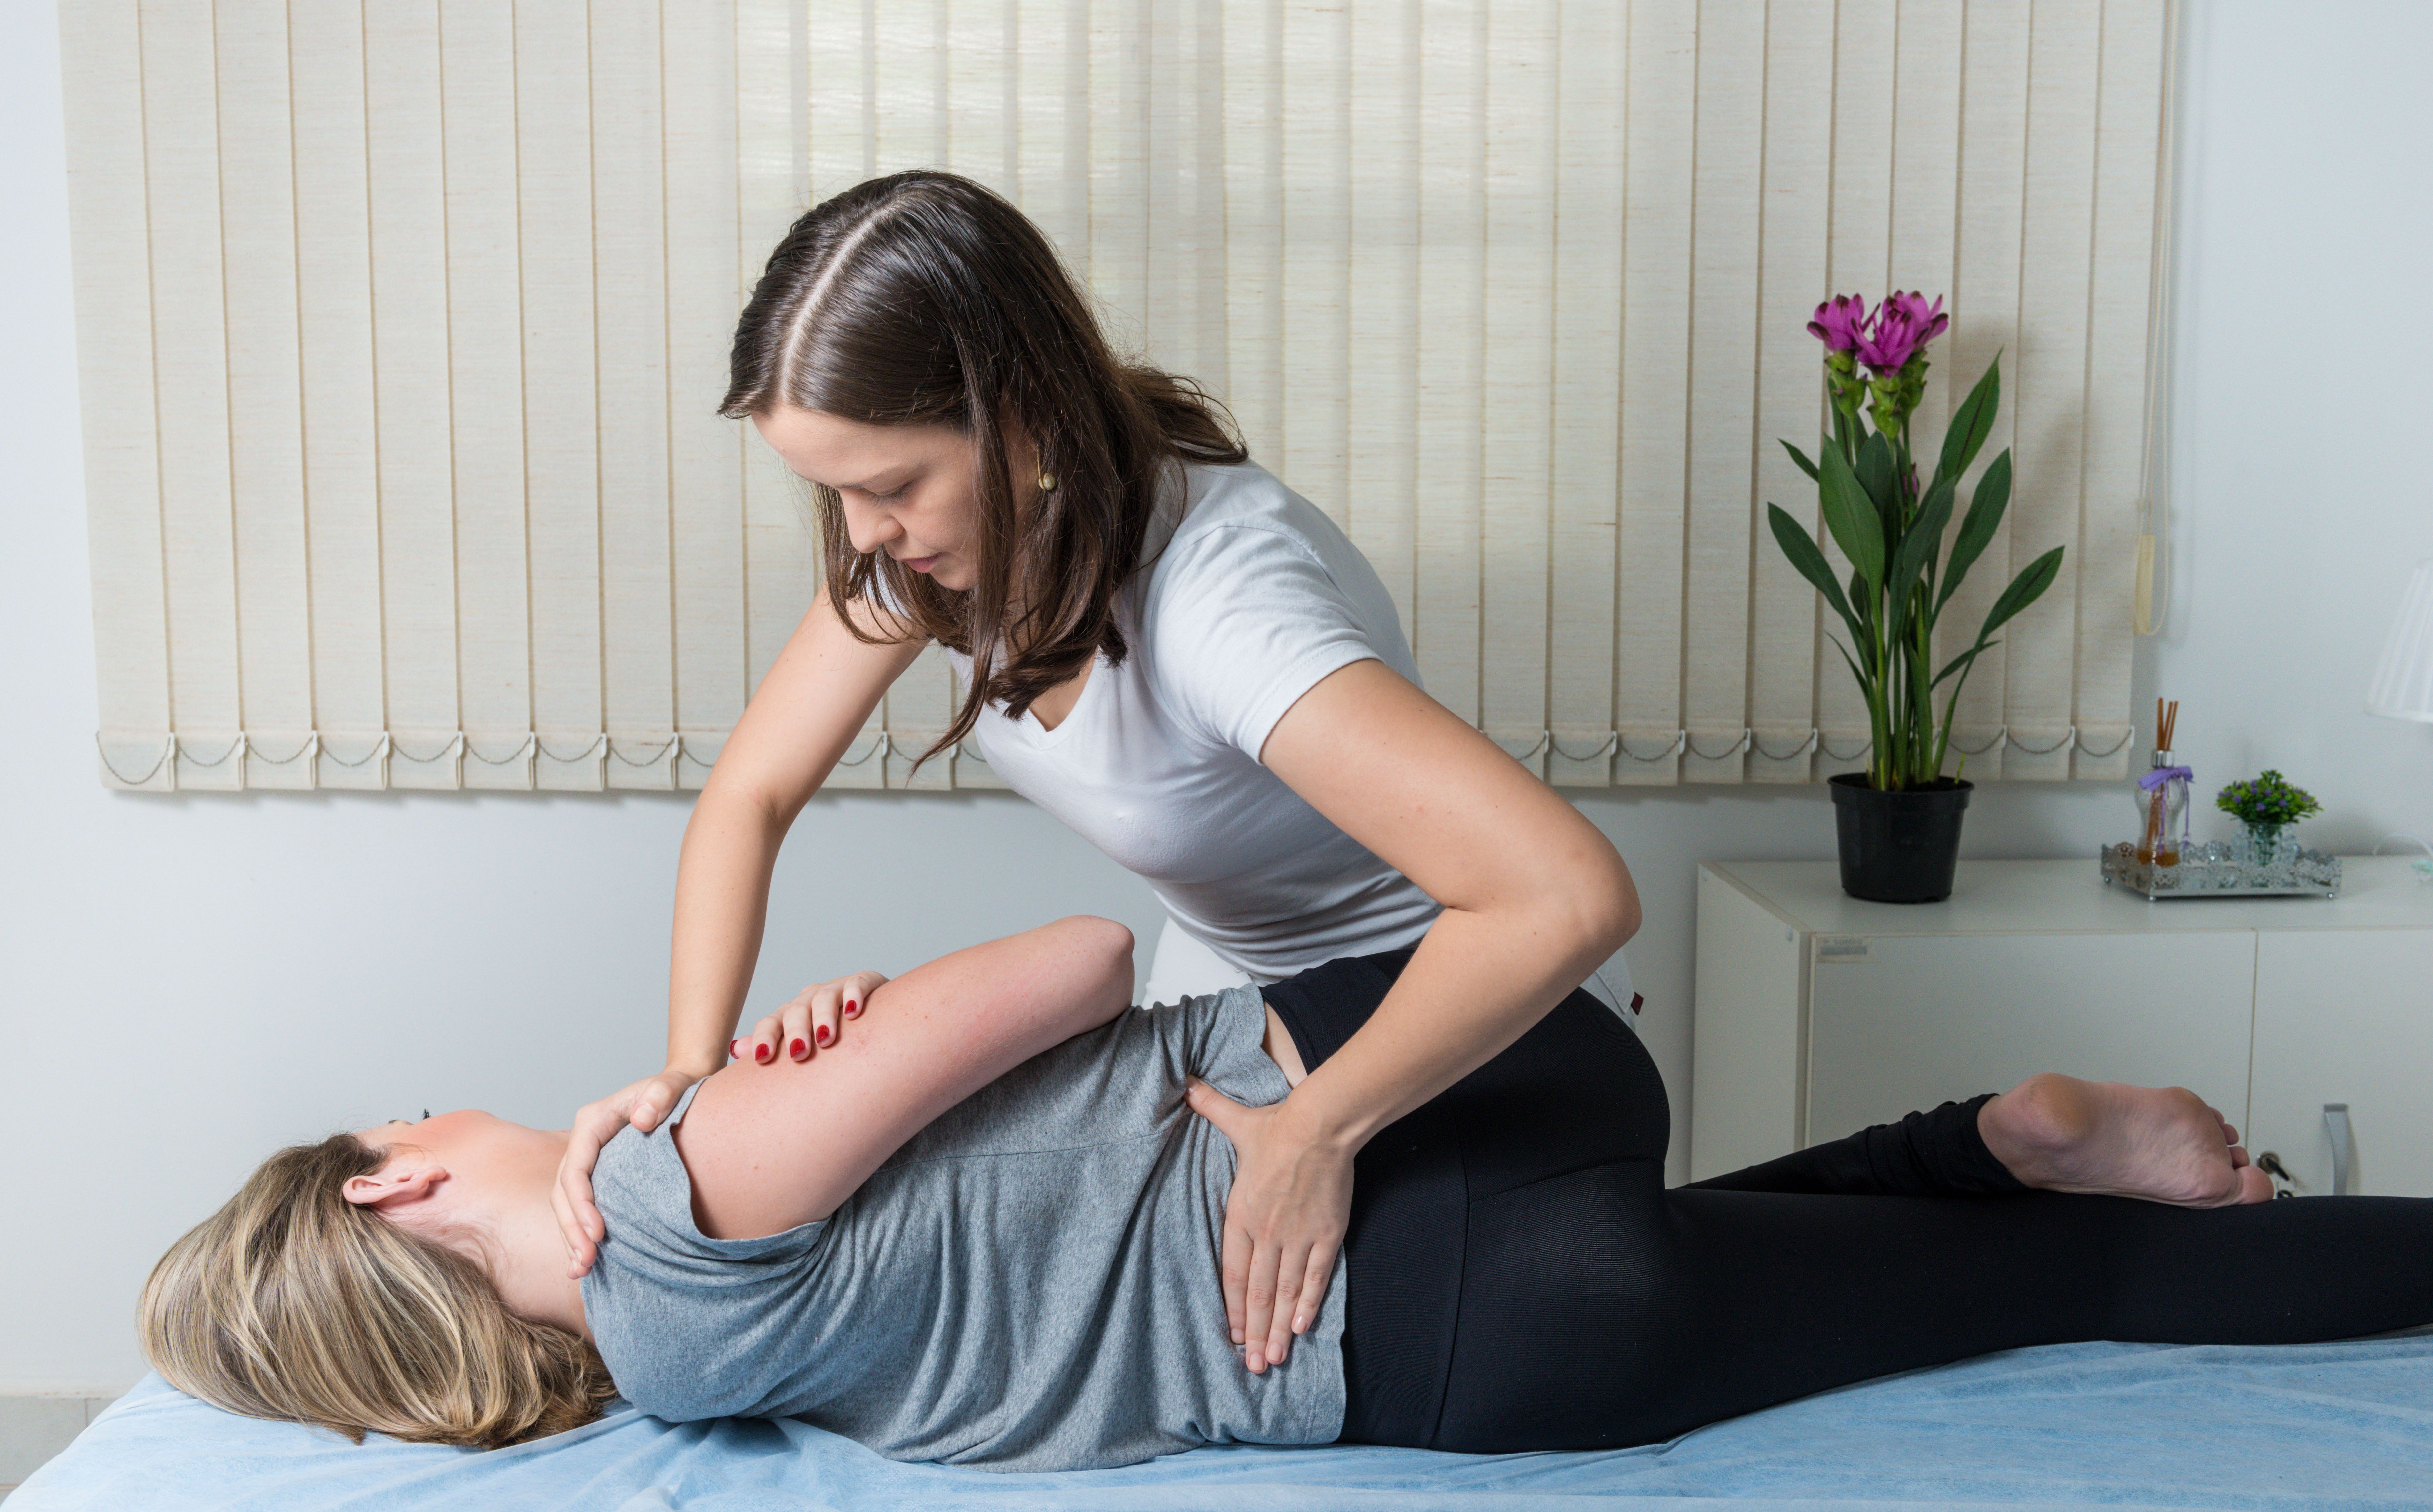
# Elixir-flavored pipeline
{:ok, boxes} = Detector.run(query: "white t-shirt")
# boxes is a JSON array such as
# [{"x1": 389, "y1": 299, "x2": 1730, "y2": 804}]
[
  {"x1": 943, "y1": 459, "x2": 1631, "y2": 1012},
  {"x1": 943, "y1": 460, "x2": 1435, "y2": 983}
]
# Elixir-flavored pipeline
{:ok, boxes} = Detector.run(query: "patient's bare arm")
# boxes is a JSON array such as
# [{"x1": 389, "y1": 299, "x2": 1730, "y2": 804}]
[{"x1": 672, "y1": 915, "x2": 1136, "y2": 1239}]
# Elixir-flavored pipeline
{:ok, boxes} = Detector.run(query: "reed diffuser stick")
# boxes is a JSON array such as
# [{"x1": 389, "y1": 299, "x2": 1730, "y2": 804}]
[{"x1": 2139, "y1": 698, "x2": 2183, "y2": 865}]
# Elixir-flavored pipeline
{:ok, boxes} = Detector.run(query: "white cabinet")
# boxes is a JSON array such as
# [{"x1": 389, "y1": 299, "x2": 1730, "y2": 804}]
[
  {"x1": 1691, "y1": 858, "x2": 2433, "y2": 1194},
  {"x1": 2248, "y1": 928, "x2": 2433, "y2": 1197}
]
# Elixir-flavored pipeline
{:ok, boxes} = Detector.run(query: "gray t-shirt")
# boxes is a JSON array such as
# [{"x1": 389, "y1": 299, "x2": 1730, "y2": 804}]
[{"x1": 581, "y1": 985, "x2": 1347, "y2": 1470}]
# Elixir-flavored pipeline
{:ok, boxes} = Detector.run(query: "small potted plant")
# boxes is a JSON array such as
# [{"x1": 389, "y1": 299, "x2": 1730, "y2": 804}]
[
  {"x1": 2215, "y1": 770, "x2": 2322, "y2": 864},
  {"x1": 1767, "y1": 293, "x2": 2064, "y2": 902}
]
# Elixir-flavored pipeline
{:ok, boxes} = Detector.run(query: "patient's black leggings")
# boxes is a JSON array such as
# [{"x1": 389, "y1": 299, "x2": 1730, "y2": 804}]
[{"x1": 1261, "y1": 950, "x2": 2433, "y2": 1454}]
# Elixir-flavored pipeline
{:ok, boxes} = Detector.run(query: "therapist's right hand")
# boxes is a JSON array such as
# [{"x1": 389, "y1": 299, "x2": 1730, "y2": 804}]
[{"x1": 553, "y1": 1067, "x2": 703, "y2": 1278}]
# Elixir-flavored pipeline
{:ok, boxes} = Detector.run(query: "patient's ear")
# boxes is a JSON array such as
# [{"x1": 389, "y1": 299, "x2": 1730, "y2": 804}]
[{"x1": 342, "y1": 1152, "x2": 448, "y2": 1211}]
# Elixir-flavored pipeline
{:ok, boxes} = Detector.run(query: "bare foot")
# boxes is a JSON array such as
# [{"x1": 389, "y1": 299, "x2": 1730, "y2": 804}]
[{"x1": 1978, "y1": 1073, "x2": 2275, "y2": 1207}]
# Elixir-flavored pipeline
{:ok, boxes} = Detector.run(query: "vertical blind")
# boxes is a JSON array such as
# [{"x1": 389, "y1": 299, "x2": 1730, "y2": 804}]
[{"x1": 65, "y1": 0, "x2": 2170, "y2": 793}]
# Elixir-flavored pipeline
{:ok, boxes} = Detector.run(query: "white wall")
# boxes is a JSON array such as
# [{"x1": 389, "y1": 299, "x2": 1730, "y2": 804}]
[{"x1": 6, "y1": 0, "x2": 2431, "y2": 1390}]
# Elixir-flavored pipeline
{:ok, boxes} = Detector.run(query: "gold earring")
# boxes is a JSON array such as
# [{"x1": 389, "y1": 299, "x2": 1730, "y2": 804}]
[{"x1": 1036, "y1": 471, "x2": 1057, "y2": 493}]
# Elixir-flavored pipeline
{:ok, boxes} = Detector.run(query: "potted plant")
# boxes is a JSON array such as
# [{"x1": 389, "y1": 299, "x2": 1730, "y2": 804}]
[
  {"x1": 2215, "y1": 770, "x2": 2322, "y2": 865},
  {"x1": 1767, "y1": 293, "x2": 2064, "y2": 903}
]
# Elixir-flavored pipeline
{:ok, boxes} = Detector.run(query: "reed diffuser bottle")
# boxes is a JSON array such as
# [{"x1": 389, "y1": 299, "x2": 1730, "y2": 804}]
[{"x1": 2135, "y1": 698, "x2": 2192, "y2": 866}]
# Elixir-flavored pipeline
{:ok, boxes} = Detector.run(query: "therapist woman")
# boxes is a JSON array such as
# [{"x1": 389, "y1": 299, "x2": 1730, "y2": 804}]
[{"x1": 552, "y1": 170, "x2": 1642, "y2": 1373}]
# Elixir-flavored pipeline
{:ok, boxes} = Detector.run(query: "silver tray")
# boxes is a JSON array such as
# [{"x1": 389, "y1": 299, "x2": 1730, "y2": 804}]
[{"x1": 2099, "y1": 840, "x2": 2343, "y2": 899}]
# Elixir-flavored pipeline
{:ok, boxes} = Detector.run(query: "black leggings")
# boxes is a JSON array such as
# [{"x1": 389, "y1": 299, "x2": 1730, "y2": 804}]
[{"x1": 1262, "y1": 950, "x2": 2433, "y2": 1454}]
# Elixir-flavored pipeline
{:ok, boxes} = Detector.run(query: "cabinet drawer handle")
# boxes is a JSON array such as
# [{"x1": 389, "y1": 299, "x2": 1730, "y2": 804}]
[{"x1": 2325, "y1": 1104, "x2": 2352, "y2": 1197}]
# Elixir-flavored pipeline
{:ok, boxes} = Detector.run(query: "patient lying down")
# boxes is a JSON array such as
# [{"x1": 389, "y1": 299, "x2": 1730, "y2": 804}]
[{"x1": 143, "y1": 918, "x2": 2433, "y2": 1470}]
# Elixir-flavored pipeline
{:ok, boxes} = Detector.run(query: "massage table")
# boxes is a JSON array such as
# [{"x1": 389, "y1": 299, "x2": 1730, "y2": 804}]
[{"x1": 16, "y1": 1335, "x2": 2432, "y2": 1509}]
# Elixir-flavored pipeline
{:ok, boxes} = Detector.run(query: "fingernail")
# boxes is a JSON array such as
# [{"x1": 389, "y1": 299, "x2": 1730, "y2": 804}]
[
  {"x1": 845, "y1": 999, "x2": 859, "y2": 1017},
  {"x1": 790, "y1": 1037, "x2": 807, "y2": 1059},
  {"x1": 816, "y1": 1025, "x2": 833, "y2": 1046},
  {"x1": 729, "y1": 1039, "x2": 741, "y2": 1059},
  {"x1": 755, "y1": 1044, "x2": 772, "y2": 1063}
]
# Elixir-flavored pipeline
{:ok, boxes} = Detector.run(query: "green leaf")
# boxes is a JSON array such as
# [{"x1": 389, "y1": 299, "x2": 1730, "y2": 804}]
[
  {"x1": 1827, "y1": 634, "x2": 1873, "y2": 703},
  {"x1": 1971, "y1": 545, "x2": 2065, "y2": 643},
  {"x1": 1815, "y1": 440, "x2": 1887, "y2": 594},
  {"x1": 1856, "y1": 431, "x2": 1899, "y2": 530},
  {"x1": 1932, "y1": 357, "x2": 2001, "y2": 492},
  {"x1": 1781, "y1": 439, "x2": 1821, "y2": 483},
  {"x1": 1911, "y1": 471, "x2": 1956, "y2": 604},
  {"x1": 1883, "y1": 476, "x2": 1957, "y2": 642},
  {"x1": 1928, "y1": 546, "x2": 2062, "y2": 692},
  {"x1": 1914, "y1": 473, "x2": 1955, "y2": 561},
  {"x1": 1935, "y1": 449, "x2": 2013, "y2": 615},
  {"x1": 1933, "y1": 639, "x2": 2000, "y2": 688},
  {"x1": 1765, "y1": 503, "x2": 1859, "y2": 636},
  {"x1": 1846, "y1": 568, "x2": 1878, "y2": 665}
]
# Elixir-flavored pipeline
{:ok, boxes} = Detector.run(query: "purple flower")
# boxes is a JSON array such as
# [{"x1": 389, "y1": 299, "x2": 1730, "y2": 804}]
[
  {"x1": 1856, "y1": 291, "x2": 1949, "y2": 374},
  {"x1": 1807, "y1": 294, "x2": 1871, "y2": 352}
]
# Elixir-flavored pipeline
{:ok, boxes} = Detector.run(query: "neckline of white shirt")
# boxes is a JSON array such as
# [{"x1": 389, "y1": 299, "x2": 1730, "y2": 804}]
[{"x1": 982, "y1": 464, "x2": 1196, "y2": 751}]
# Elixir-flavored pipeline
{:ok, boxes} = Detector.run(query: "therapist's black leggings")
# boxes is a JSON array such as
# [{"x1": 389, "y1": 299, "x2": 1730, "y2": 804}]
[{"x1": 1262, "y1": 950, "x2": 2433, "y2": 1454}]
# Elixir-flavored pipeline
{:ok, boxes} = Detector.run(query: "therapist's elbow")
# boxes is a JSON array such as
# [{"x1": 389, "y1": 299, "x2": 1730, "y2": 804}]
[{"x1": 1547, "y1": 839, "x2": 1641, "y2": 962}]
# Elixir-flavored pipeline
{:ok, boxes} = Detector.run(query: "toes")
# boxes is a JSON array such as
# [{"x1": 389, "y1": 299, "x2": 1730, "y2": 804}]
[{"x1": 2234, "y1": 1164, "x2": 2276, "y2": 1204}]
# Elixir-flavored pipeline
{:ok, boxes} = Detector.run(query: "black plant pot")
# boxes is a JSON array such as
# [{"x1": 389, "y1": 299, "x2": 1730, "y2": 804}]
[{"x1": 1827, "y1": 773, "x2": 1974, "y2": 903}]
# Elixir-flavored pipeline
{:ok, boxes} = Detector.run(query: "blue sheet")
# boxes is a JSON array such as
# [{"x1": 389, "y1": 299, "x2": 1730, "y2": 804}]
[{"x1": 16, "y1": 1337, "x2": 2433, "y2": 1510}]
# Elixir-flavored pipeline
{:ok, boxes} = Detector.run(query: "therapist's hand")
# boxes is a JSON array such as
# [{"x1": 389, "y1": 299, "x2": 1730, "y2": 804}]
[
  {"x1": 553, "y1": 1067, "x2": 704, "y2": 1278},
  {"x1": 734, "y1": 971, "x2": 889, "y2": 1066},
  {"x1": 1185, "y1": 1077, "x2": 1353, "y2": 1373},
  {"x1": 551, "y1": 971, "x2": 889, "y2": 1278}
]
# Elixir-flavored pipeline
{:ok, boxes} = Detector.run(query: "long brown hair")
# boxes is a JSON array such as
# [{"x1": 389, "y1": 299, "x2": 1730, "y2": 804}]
[
  {"x1": 722, "y1": 170, "x2": 1245, "y2": 764},
  {"x1": 140, "y1": 1135, "x2": 615, "y2": 1450}
]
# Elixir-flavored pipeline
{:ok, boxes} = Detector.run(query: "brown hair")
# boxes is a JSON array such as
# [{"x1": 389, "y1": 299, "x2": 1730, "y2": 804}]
[
  {"x1": 722, "y1": 170, "x2": 1246, "y2": 764},
  {"x1": 139, "y1": 1135, "x2": 615, "y2": 1450}
]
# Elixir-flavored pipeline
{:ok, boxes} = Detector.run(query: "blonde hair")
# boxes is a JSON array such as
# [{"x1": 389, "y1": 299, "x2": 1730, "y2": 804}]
[{"x1": 139, "y1": 1134, "x2": 616, "y2": 1450}]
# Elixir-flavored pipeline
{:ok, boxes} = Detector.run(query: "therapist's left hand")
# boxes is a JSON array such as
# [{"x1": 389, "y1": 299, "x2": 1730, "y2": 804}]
[
  {"x1": 736, "y1": 970, "x2": 889, "y2": 1066},
  {"x1": 1184, "y1": 1077, "x2": 1353, "y2": 1373}
]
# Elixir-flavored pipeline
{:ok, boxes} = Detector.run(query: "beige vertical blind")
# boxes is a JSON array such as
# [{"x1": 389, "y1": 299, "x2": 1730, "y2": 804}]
[{"x1": 66, "y1": 0, "x2": 2168, "y2": 793}]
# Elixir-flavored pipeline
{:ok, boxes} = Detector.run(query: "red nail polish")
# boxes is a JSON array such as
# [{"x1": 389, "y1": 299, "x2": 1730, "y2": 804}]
[
  {"x1": 816, "y1": 1025, "x2": 833, "y2": 1046},
  {"x1": 790, "y1": 1037, "x2": 807, "y2": 1058},
  {"x1": 755, "y1": 1043, "x2": 772, "y2": 1063},
  {"x1": 728, "y1": 1040, "x2": 739, "y2": 1059},
  {"x1": 844, "y1": 999, "x2": 858, "y2": 1017}
]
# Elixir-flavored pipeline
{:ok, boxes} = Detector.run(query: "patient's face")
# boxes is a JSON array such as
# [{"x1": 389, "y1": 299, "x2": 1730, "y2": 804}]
[
  {"x1": 347, "y1": 1110, "x2": 558, "y2": 1240},
  {"x1": 753, "y1": 404, "x2": 988, "y2": 593},
  {"x1": 354, "y1": 1108, "x2": 517, "y2": 1164}
]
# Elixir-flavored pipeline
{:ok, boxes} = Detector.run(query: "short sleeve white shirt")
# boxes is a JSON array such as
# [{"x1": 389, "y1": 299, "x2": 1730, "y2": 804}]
[
  {"x1": 937, "y1": 459, "x2": 1633, "y2": 1014},
  {"x1": 941, "y1": 460, "x2": 1440, "y2": 983}
]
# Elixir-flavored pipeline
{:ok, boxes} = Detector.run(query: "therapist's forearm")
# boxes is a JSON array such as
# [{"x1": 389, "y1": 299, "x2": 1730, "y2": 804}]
[
  {"x1": 1279, "y1": 888, "x2": 1634, "y2": 1151},
  {"x1": 665, "y1": 781, "x2": 793, "y2": 1077}
]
